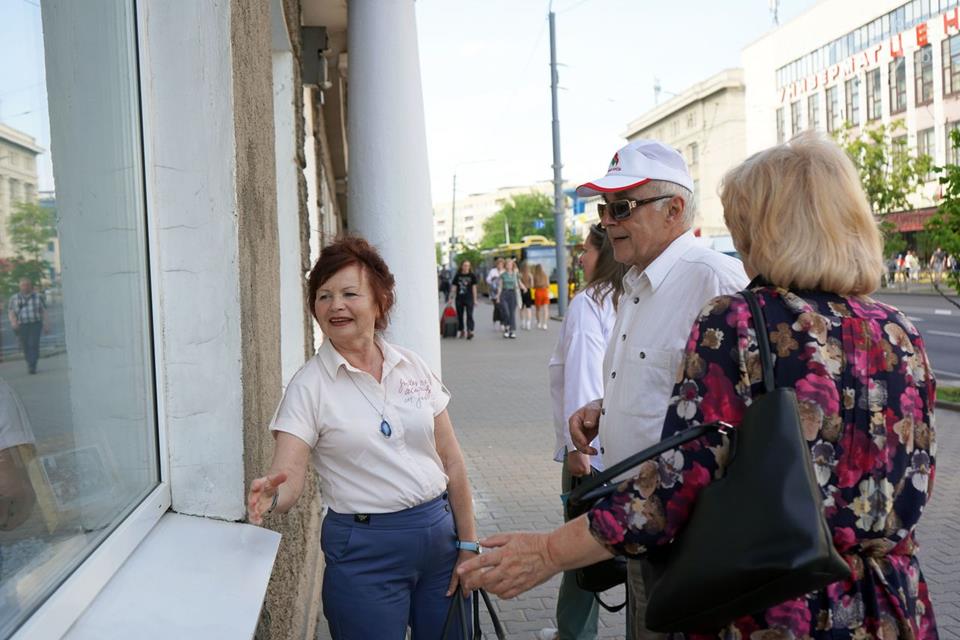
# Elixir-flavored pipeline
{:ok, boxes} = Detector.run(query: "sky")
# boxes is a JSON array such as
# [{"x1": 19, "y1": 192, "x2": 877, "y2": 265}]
[
  {"x1": 416, "y1": 0, "x2": 819, "y2": 204},
  {"x1": 1, "y1": 0, "x2": 819, "y2": 201},
  {"x1": 0, "y1": 0, "x2": 51, "y2": 190}
]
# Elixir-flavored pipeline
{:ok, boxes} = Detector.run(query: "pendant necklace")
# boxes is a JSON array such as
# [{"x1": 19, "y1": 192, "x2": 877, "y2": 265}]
[{"x1": 347, "y1": 372, "x2": 392, "y2": 438}]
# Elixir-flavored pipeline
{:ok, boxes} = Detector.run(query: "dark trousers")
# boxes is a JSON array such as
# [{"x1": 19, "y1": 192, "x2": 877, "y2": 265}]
[
  {"x1": 321, "y1": 495, "x2": 470, "y2": 639},
  {"x1": 17, "y1": 322, "x2": 42, "y2": 373},
  {"x1": 500, "y1": 289, "x2": 517, "y2": 332},
  {"x1": 455, "y1": 298, "x2": 474, "y2": 332},
  {"x1": 558, "y1": 453, "x2": 601, "y2": 639}
]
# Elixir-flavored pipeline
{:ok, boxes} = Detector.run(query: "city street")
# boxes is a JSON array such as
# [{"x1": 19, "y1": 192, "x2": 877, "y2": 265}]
[{"x1": 873, "y1": 290, "x2": 960, "y2": 387}]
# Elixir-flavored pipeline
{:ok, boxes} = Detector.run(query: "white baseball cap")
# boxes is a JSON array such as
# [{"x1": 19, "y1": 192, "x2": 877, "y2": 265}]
[{"x1": 576, "y1": 139, "x2": 694, "y2": 197}]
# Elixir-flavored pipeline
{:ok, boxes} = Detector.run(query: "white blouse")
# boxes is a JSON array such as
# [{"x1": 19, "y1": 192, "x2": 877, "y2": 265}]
[
  {"x1": 548, "y1": 287, "x2": 615, "y2": 471},
  {"x1": 270, "y1": 337, "x2": 450, "y2": 514}
]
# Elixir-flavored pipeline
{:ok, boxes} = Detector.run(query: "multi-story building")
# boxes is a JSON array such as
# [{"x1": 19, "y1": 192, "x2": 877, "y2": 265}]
[
  {"x1": 622, "y1": 69, "x2": 746, "y2": 238},
  {"x1": 0, "y1": 123, "x2": 42, "y2": 258},
  {"x1": 743, "y1": 0, "x2": 960, "y2": 230}
]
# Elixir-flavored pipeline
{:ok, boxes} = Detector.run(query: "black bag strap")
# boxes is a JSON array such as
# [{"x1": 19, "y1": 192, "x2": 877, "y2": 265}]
[
  {"x1": 741, "y1": 289, "x2": 774, "y2": 393},
  {"x1": 441, "y1": 588, "x2": 471, "y2": 640},
  {"x1": 477, "y1": 589, "x2": 507, "y2": 639},
  {"x1": 442, "y1": 587, "x2": 507, "y2": 640},
  {"x1": 594, "y1": 591, "x2": 627, "y2": 613},
  {"x1": 567, "y1": 422, "x2": 722, "y2": 508}
]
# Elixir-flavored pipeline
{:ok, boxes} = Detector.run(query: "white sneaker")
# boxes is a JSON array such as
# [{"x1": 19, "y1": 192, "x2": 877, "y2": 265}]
[{"x1": 535, "y1": 630, "x2": 558, "y2": 640}]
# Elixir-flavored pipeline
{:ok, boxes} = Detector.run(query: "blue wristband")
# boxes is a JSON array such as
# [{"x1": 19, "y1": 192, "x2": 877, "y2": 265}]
[{"x1": 455, "y1": 540, "x2": 481, "y2": 553}]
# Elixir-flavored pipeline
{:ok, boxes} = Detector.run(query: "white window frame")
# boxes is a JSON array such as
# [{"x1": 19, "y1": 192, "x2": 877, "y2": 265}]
[{"x1": 11, "y1": 2, "x2": 171, "y2": 636}]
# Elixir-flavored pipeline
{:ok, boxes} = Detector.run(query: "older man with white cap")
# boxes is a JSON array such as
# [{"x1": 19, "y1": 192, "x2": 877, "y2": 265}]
[{"x1": 457, "y1": 140, "x2": 747, "y2": 640}]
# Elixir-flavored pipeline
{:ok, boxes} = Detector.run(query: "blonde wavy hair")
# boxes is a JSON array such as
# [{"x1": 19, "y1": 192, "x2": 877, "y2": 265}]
[{"x1": 720, "y1": 132, "x2": 884, "y2": 296}]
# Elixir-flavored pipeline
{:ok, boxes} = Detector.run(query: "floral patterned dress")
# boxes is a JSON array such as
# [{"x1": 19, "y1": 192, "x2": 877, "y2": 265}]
[{"x1": 588, "y1": 284, "x2": 938, "y2": 639}]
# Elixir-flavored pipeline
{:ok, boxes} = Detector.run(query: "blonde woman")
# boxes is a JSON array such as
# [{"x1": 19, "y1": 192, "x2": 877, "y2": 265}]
[
  {"x1": 532, "y1": 263, "x2": 550, "y2": 330},
  {"x1": 460, "y1": 133, "x2": 938, "y2": 639},
  {"x1": 519, "y1": 261, "x2": 535, "y2": 330}
]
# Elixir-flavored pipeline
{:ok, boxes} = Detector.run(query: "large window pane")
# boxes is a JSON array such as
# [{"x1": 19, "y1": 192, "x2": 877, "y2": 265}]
[
  {"x1": 889, "y1": 57, "x2": 907, "y2": 114},
  {"x1": 915, "y1": 45, "x2": 934, "y2": 106},
  {"x1": 0, "y1": 1, "x2": 158, "y2": 636},
  {"x1": 867, "y1": 68, "x2": 883, "y2": 121},
  {"x1": 845, "y1": 77, "x2": 861, "y2": 127}
]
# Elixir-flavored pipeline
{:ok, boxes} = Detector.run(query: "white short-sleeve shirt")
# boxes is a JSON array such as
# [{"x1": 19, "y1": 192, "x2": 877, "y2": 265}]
[{"x1": 270, "y1": 337, "x2": 451, "y2": 514}]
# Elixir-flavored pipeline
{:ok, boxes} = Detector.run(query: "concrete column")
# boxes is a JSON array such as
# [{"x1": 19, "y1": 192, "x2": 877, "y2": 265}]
[{"x1": 347, "y1": 0, "x2": 440, "y2": 372}]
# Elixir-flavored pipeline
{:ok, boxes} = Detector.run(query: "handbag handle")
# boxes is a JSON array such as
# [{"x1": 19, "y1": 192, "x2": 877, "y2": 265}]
[
  {"x1": 441, "y1": 587, "x2": 507, "y2": 640},
  {"x1": 441, "y1": 588, "x2": 470, "y2": 640},
  {"x1": 741, "y1": 289, "x2": 774, "y2": 394},
  {"x1": 569, "y1": 288, "x2": 771, "y2": 510}
]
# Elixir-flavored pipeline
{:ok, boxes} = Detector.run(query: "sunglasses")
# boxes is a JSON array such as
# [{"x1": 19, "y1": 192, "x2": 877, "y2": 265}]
[{"x1": 597, "y1": 195, "x2": 673, "y2": 221}]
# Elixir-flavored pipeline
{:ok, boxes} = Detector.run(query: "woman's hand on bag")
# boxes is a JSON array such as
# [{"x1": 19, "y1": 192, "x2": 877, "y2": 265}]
[
  {"x1": 569, "y1": 399, "x2": 602, "y2": 455},
  {"x1": 446, "y1": 549, "x2": 478, "y2": 597},
  {"x1": 457, "y1": 532, "x2": 559, "y2": 599},
  {"x1": 246, "y1": 472, "x2": 287, "y2": 525}
]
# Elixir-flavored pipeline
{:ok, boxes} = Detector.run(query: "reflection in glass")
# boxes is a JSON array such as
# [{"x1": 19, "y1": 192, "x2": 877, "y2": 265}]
[{"x1": 0, "y1": 1, "x2": 159, "y2": 635}]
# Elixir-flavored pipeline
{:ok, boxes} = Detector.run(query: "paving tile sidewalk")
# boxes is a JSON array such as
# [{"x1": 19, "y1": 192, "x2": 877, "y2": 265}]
[{"x1": 319, "y1": 296, "x2": 960, "y2": 638}]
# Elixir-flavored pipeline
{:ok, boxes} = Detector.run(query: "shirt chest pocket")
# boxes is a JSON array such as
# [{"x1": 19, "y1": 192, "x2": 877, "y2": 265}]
[{"x1": 615, "y1": 347, "x2": 684, "y2": 419}]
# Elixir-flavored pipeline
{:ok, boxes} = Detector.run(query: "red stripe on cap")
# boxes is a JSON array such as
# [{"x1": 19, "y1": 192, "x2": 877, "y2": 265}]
[{"x1": 578, "y1": 178, "x2": 651, "y2": 193}]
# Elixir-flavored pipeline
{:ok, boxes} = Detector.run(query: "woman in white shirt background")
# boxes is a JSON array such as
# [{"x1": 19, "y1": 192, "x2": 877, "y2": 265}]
[
  {"x1": 540, "y1": 224, "x2": 626, "y2": 640},
  {"x1": 247, "y1": 236, "x2": 477, "y2": 639}
]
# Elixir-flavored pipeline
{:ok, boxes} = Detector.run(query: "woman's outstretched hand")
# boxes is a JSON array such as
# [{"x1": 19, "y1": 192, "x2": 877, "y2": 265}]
[
  {"x1": 456, "y1": 532, "x2": 560, "y2": 599},
  {"x1": 247, "y1": 472, "x2": 287, "y2": 525}
]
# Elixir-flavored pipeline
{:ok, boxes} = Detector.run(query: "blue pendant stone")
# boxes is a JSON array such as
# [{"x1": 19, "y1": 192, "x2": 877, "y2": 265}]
[{"x1": 380, "y1": 420, "x2": 392, "y2": 438}]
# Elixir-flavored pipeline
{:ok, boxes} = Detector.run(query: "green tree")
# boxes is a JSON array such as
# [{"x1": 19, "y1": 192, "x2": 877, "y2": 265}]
[
  {"x1": 836, "y1": 121, "x2": 932, "y2": 258},
  {"x1": 479, "y1": 193, "x2": 556, "y2": 249},
  {"x1": 836, "y1": 120, "x2": 932, "y2": 215},
  {"x1": 925, "y1": 129, "x2": 960, "y2": 293},
  {"x1": 3, "y1": 202, "x2": 56, "y2": 293},
  {"x1": 435, "y1": 242, "x2": 443, "y2": 266},
  {"x1": 453, "y1": 243, "x2": 483, "y2": 271}
]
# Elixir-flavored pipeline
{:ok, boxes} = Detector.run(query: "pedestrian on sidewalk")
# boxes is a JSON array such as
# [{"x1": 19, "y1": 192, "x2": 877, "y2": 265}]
[
  {"x1": 519, "y1": 261, "x2": 535, "y2": 330},
  {"x1": 487, "y1": 258, "x2": 505, "y2": 332},
  {"x1": 247, "y1": 236, "x2": 478, "y2": 639},
  {"x1": 452, "y1": 259, "x2": 479, "y2": 339},
  {"x1": 461, "y1": 138, "x2": 748, "y2": 639},
  {"x1": 532, "y1": 263, "x2": 550, "y2": 330},
  {"x1": 8, "y1": 278, "x2": 48, "y2": 375},
  {"x1": 539, "y1": 223, "x2": 626, "y2": 640},
  {"x1": 438, "y1": 265, "x2": 452, "y2": 302},
  {"x1": 458, "y1": 133, "x2": 939, "y2": 640},
  {"x1": 930, "y1": 246, "x2": 946, "y2": 285},
  {"x1": 498, "y1": 259, "x2": 522, "y2": 339}
]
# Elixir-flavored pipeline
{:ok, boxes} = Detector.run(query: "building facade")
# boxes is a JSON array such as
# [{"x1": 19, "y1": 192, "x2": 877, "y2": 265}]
[
  {"x1": 0, "y1": 124, "x2": 42, "y2": 260},
  {"x1": 1, "y1": 1, "x2": 438, "y2": 639},
  {"x1": 622, "y1": 69, "x2": 746, "y2": 238},
  {"x1": 743, "y1": 0, "x2": 960, "y2": 219}
]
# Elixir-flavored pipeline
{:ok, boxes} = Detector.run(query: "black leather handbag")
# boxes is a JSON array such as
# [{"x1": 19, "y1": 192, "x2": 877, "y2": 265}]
[
  {"x1": 564, "y1": 473, "x2": 627, "y2": 612},
  {"x1": 441, "y1": 587, "x2": 506, "y2": 640},
  {"x1": 569, "y1": 288, "x2": 850, "y2": 632}
]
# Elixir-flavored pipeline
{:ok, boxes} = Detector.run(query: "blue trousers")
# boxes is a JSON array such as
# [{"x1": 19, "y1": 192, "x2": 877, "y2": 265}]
[{"x1": 321, "y1": 494, "x2": 471, "y2": 639}]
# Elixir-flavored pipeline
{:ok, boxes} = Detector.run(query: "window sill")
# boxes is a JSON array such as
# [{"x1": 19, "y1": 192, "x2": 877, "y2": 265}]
[{"x1": 62, "y1": 512, "x2": 280, "y2": 639}]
